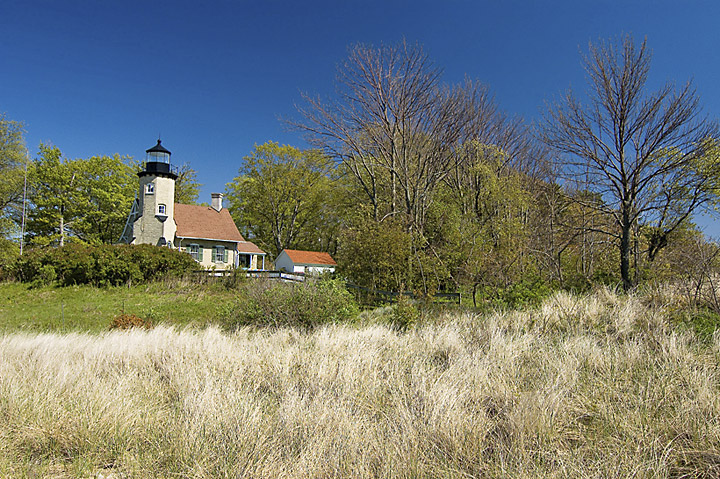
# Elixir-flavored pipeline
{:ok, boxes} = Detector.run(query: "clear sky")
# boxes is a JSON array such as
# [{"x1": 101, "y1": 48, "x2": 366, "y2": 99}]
[{"x1": 2, "y1": 0, "x2": 719, "y2": 235}]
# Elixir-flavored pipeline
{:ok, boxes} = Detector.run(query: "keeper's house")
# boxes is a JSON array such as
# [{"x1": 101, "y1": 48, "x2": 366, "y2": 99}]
[{"x1": 119, "y1": 140, "x2": 266, "y2": 270}]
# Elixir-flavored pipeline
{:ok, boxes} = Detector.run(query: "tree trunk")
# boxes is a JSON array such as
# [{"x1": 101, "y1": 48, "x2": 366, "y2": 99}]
[
  {"x1": 391, "y1": 140, "x2": 397, "y2": 215},
  {"x1": 620, "y1": 207, "x2": 632, "y2": 291},
  {"x1": 633, "y1": 219, "x2": 640, "y2": 285}
]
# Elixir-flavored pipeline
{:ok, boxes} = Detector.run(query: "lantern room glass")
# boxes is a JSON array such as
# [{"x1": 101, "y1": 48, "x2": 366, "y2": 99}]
[{"x1": 147, "y1": 150, "x2": 170, "y2": 163}]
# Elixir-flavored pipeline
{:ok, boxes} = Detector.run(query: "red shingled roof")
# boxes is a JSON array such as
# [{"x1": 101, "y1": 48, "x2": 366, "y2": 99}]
[
  {"x1": 283, "y1": 249, "x2": 336, "y2": 266},
  {"x1": 174, "y1": 203, "x2": 245, "y2": 242}
]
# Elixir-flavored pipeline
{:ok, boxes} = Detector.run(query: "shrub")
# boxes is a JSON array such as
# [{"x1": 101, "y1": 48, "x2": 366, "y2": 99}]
[
  {"x1": 222, "y1": 278, "x2": 359, "y2": 330},
  {"x1": 109, "y1": 313, "x2": 153, "y2": 330},
  {"x1": 33, "y1": 264, "x2": 57, "y2": 287},
  {"x1": 476, "y1": 275, "x2": 554, "y2": 311},
  {"x1": 222, "y1": 268, "x2": 247, "y2": 289},
  {"x1": 391, "y1": 294, "x2": 420, "y2": 330},
  {"x1": 0, "y1": 237, "x2": 20, "y2": 281},
  {"x1": 10, "y1": 244, "x2": 198, "y2": 286}
]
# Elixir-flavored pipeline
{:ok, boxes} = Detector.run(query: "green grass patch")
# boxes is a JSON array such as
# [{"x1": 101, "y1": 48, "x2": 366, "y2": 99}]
[
  {"x1": 668, "y1": 306, "x2": 720, "y2": 343},
  {"x1": 0, "y1": 280, "x2": 239, "y2": 333}
]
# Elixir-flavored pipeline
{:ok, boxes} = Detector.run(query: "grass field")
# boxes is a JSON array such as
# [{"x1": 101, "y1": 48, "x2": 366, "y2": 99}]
[
  {"x1": 0, "y1": 280, "x2": 237, "y2": 333},
  {"x1": 1, "y1": 287, "x2": 719, "y2": 477}
]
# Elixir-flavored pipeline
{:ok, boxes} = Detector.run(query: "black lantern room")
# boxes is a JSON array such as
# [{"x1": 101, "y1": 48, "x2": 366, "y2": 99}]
[
  {"x1": 146, "y1": 139, "x2": 171, "y2": 162},
  {"x1": 139, "y1": 139, "x2": 177, "y2": 179}
]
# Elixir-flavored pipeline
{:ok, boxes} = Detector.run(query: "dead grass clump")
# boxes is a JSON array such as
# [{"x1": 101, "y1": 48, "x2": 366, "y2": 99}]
[{"x1": 109, "y1": 313, "x2": 153, "y2": 330}]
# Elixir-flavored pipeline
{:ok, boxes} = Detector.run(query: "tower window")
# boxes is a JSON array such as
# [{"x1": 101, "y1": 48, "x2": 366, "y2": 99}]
[
  {"x1": 145, "y1": 183, "x2": 155, "y2": 194},
  {"x1": 158, "y1": 204, "x2": 166, "y2": 215}
]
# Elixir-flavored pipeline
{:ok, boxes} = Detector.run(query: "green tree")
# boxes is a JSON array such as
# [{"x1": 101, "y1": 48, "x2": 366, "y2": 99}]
[
  {"x1": 174, "y1": 163, "x2": 202, "y2": 204},
  {"x1": 27, "y1": 144, "x2": 80, "y2": 246},
  {"x1": 27, "y1": 145, "x2": 136, "y2": 245},
  {"x1": 337, "y1": 218, "x2": 413, "y2": 292},
  {"x1": 72, "y1": 154, "x2": 137, "y2": 244},
  {"x1": 225, "y1": 142, "x2": 335, "y2": 257},
  {"x1": 541, "y1": 35, "x2": 719, "y2": 290},
  {"x1": 427, "y1": 143, "x2": 535, "y2": 304},
  {"x1": 0, "y1": 114, "x2": 30, "y2": 239}
]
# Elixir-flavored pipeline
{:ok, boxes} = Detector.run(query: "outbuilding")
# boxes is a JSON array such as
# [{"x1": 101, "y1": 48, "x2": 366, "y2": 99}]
[{"x1": 275, "y1": 249, "x2": 336, "y2": 274}]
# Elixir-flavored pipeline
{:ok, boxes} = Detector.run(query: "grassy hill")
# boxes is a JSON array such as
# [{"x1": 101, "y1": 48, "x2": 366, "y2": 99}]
[{"x1": 1, "y1": 286, "x2": 719, "y2": 477}]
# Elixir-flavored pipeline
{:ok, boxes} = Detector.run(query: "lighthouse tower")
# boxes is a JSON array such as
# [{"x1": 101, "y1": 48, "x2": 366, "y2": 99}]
[{"x1": 130, "y1": 139, "x2": 178, "y2": 246}]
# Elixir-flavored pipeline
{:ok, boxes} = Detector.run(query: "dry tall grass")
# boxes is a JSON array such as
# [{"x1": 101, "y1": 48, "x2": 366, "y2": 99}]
[{"x1": 1, "y1": 289, "x2": 719, "y2": 478}]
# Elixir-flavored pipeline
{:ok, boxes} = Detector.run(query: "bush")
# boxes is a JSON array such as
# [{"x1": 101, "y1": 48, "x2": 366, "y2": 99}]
[
  {"x1": 0, "y1": 237, "x2": 20, "y2": 281},
  {"x1": 33, "y1": 264, "x2": 57, "y2": 287},
  {"x1": 222, "y1": 278, "x2": 359, "y2": 330},
  {"x1": 109, "y1": 313, "x2": 153, "y2": 330},
  {"x1": 477, "y1": 275, "x2": 554, "y2": 310},
  {"x1": 222, "y1": 268, "x2": 247, "y2": 289},
  {"x1": 10, "y1": 244, "x2": 198, "y2": 286},
  {"x1": 391, "y1": 294, "x2": 420, "y2": 330}
]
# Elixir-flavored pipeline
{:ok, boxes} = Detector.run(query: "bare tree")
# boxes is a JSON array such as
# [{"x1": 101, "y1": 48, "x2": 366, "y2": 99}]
[
  {"x1": 541, "y1": 35, "x2": 718, "y2": 290},
  {"x1": 671, "y1": 234, "x2": 720, "y2": 315},
  {"x1": 295, "y1": 40, "x2": 491, "y2": 230}
]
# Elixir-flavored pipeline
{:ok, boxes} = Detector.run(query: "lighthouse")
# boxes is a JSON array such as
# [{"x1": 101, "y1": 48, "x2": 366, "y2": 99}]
[{"x1": 119, "y1": 139, "x2": 178, "y2": 246}]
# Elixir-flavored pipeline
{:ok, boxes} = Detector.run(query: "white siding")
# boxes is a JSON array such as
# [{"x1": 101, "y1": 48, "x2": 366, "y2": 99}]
[
  {"x1": 306, "y1": 265, "x2": 335, "y2": 274},
  {"x1": 274, "y1": 251, "x2": 294, "y2": 272}
]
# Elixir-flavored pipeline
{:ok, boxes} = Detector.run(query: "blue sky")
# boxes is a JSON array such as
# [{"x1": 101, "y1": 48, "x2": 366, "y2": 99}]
[{"x1": 2, "y1": 0, "x2": 720, "y2": 235}]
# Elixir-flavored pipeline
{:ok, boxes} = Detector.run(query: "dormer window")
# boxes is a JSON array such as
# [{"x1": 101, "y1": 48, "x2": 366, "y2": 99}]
[
  {"x1": 157, "y1": 204, "x2": 166, "y2": 216},
  {"x1": 145, "y1": 183, "x2": 155, "y2": 194}
]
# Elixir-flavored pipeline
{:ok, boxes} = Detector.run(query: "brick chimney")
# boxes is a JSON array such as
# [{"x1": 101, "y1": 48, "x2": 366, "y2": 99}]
[{"x1": 211, "y1": 193, "x2": 223, "y2": 212}]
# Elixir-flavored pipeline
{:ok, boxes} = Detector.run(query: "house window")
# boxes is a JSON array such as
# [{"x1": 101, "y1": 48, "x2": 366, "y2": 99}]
[
  {"x1": 214, "y1": 246, "x2": 226, "y2": 263},
  {"x1": 145, "y1": 183, "x2": 154, "y2": 194},
  {"x1": 158, "y1": 204, "x2": 166, "y2": 215},
  {"x1": 239, "y1": 254, "x2": 250, "y2": 269},
  {"x1": 188, "y1": 244, "x2": 200, "y2": 261}
]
